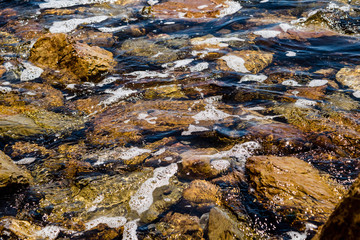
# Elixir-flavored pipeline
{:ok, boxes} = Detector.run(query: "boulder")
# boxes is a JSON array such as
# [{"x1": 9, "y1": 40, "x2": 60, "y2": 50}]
[
  {"x1": 29, "y1": 33, "x2": 116, "y2": 83},
  {"x1": 246, "y1": 155, "x2": 343, "y2": 227},
  {"x1": 313, "y1": 175, "x2": 360, "y2": 240},
  {"x1": 0, "y1": 150, "x2": 32, "y2": 189}
]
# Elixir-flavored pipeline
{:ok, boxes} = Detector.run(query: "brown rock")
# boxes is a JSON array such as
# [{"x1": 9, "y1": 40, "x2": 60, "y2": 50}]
[
  {"x1": 313, "y1": 175, "x2": 360, "y2": 240},
  {"x1": 0, "y1": 66, "x2": 5, "y2": 77},
  {"x1": 0, "y1": 150, "x2": 32, "y2": 189},
  {"x1": 71, "y1": 30, "x2": 116, "y2": 48},
  {"x1": 156, "y1": 212, "x2": 203, "y2": 240},
  {"x1": 182, "y1": 180, "x2": 221, "y2": 208},
  {"x1": 217, "y1": 50, "x2": 273, "y2": 74},
  {"x1": 336, "y1": 66, "x2": 360, "y2": 91},
  {"x1": 29, "y1": 33, "x2": 116, "y2": 83},
  {"x1": 9, "y1": 141, "x2": 53, "y2": 159},
  {"x1": 247, "y1": 123, "x2": 310, "y2": 154},
  {"x1": 246, "y1": 155, "x2": 343, "y2": 227}
]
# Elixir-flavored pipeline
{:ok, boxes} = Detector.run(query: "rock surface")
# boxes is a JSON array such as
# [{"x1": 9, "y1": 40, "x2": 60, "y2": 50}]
[
  {"x1": 29, "y1": 33, "x2": 116, "y2": 83},
  {"x1": 336, "y1": 66, "x2": 360, "y2": 91},
  {"x1": 0, "y1": 150, "x2": 32, "y2": 189},
  {"x1": 246, "y1": 155, "x2": 343, "y2": 226},
  {"x1": 313, "y1": 175, "x2": 360, "y2": 240}
]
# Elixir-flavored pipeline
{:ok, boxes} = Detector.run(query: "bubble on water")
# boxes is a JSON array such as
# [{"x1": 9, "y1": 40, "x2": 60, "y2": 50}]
[
  {"x1": 218, "y1": 1, "x2": 242, "y2": 18},
  {"x1": 240, "y1": 74, "x2": 267, "y2": 83},
  {"x1": 220, "y1": 55, "x2": 249, "y2": 73},
  {"x1": 39, "y1": 0, "x2": 118, "y2": 9},
  {"x1": 129, "y1": 163, "x2": 178, "y2": 215},
  {"x1": 254, "y1": 30, "x2": 281, "y2": 38},
  {"x1": 35, "y1": 226, "x2": 62, "y2": 240},
  {"x1": 49, "y1": 16, "x2": 108, "y2": 33},
  {"x1": 308, "y1": 79, "x2": 328, "y2": 87},
  {"x1": 20, "y1": 62, "x2": 43, "y2": 81},
  {"x1": 122, "y1": 220, "x2": 138, "y2": 240},
  {"x1": 85, "y1": 216, "x2": 127, "y2": 230},
  {"x1": 101, "y1": 88, "x2": 137, "y2": 106}
]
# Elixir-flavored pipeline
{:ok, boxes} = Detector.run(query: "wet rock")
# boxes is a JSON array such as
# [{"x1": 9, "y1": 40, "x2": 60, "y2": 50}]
[
  {"x1": 246, "y1": 123, "x2": 310, "y2": 154},
  {"x1": 0, "y1": 150, "x2": 32, "y2": 189},
  {"x1": 336, "y1": 65, "x2": 360, "y2": 91},
  {"x1": 208, "y1": 207, "x2": 262, "y2": 240},
  {"x1": 182, "y1": 180, "x2": 221, "y2": 209},
  {"x1": 155, "y1": 212, "x2": 203, "y2": 240},
  {"x1": 120, "y1": 38, "x2": 179, "y2": 64},
  {"x1": 0, "y1": 66, "x2": 6, "y2": 77},
  {"x1": 312, "y1": 174, "x2": 360, "y2": 240},
  {"x1": 67, "y1": 96, "x2": 104, "y2": 115},
  {"x1": 217, "y1": 50, "x2": 273, "y2": 74},
  {"x1": 87, "y1": 99, "x2": 236, "y2": 146},
  {"x1": 8, "y1": 141, "x2": 54, "y2": 159},
  {"x1": 150, "y1": 0, "x2": 241, "y2": 21},
  {"x1": 144, "y1": 84, "x2": 186, "y2": 100},
  {"x1": 246, "y1": 155, "x2": 343, "y2": 227},
  {"x1": 141, "y1": 185, "x2": 183, "y2": 223},
  {"x1": 29, "y1": 33, "x2": 116, "y2": 83},
  {"x1": 71, "y1": 30, "x2": 116, "y2": 48},
  {"x1": 0, "y1": 217, "x2": 42, "y2": 239},
  {"x1": 2, "y1": 19, "x2": 46, "y2": 41},
  {"x1": 179, "y1": 148, "x2": 231, "y2": 179},
  {"x1": 272, "y1": 102, "x2": 360, "y2": 157}
]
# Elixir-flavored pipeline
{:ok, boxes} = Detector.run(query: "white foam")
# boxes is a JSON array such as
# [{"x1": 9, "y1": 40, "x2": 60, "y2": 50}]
[
  {"x1": 101, "y1": 88, "x2": 136, "y2": 105},
  {"x1": 279, "y1": 23, "x2": 293, "y2": 32},
  {"x1": 294, "y1": 99, "x2": 317, "y2": 108},
  {"x1": 0, "y1": 86, "x2": 12, "y2": 93},
  {"x1": 164, "y1": 21, "x2": 175, "y2": 25},
  {"x1": 218, "y1": 1, "x2": 242, "y2": 17},
  {"x1": 15, "y1": 157, "x2": 36, "y2": 165},
  {"x1": 39, "y1": 0, "x2": 118, "y2": 9},
  {"x1": 220, "y1": 55, "x2": 249, "y2": 73},
  {"x1": 211, "y1": 159, "x2": 230, "y2": 171},
  {"x1": 148, "y1": 0, "x2": 158, "y2": 5},
  {"x1": 198, "y1": 5, "x2": 208, "y2": 9},
  {"x1": 240, "y1": 74, "x2": 267, "y2": 83},
  {"x1": 327, "y1": 2, "x2": 350, "y2": 12},
  {"x1": 286, "y1": 51, "x2": 296, "y2": 57},
  {"x1": 122, "y1": 220, "x2": 138, "y2": 240},
  {"x1": 4, "y1": 62, "x2": 14, "y2": 71},
  {"x1": 191, "y1": 37, "x2": 245, "y2": 48},
  {"x1": 98, "y1": 25, "x2": 127, "y2": 33},
  {"x1": 49, "y1": 16, "x2": 108, "y2": 33},
  {"x1": 85, "y1": 216, "x2": 127, "y2": 230},
  {"x1": 353, "y1": 90, "x2": 360, "y2": 98},
  {"x1": 287, "y1": 223, "x2": 317, "y2": 240},
  {"x1": 190, "y1": 62, "x2": 209, "y2": 72},
  {"x1": 129, "y1": 163, "x2": 178, "y2": 215},
  {"x1": 97, "y1": 76, "x2": 119, "y2": 87},
  {"x1": 20, "y1": 62, "x2": 43, "y2": 81},
  {"x1": 137, "y1": 113, "x2": 157, "y2": 124},
  {"x1": 35, "y1": 226, "x2": 62, "y2": 240},
  {"x1": 119, "y1": 147, "x2": 151, "y2": 160},
  {"x1": 182, "y1": 124, "x2": 210, "y2": 135},
  {"x1": 282, "y1": 79, "x2": 301, "y2": 86},
  {"x1": 162, "y1": 59, "x2": 194, "y2": 70},
  {"x1": 308, "y1": 79, "x2": 328, "y2": 87},
  {"x1": 192, "y1": 104, "x2": 231, "y2": 121},
  {"x1": 125, "y1": 70, "x2": 169, "y2": 80},
  {"x1": 200, "y1": 141, "x2": 260, "y2": 167},
  {"x1": 254, "y1": 30, "x2": 281, "y2": 38},
  {"x1": 153, "y1": 148, "x2": 166, "y2": 156}
]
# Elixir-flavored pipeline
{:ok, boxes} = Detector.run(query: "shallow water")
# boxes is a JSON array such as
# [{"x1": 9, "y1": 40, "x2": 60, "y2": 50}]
[{"x1": 0, "y1": 0, "x2": 360, "y2": 239}]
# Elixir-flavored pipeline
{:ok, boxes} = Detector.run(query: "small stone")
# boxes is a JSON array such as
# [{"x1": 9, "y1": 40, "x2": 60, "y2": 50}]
[{"x1": 182, "y1": 180, "x2": 220, "y2": 208}]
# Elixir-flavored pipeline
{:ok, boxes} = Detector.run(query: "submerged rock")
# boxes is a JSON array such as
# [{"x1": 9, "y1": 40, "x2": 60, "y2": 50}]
[
  {"x1": 154, "y1": 212, "x2": 204, "y2": 240},
  {"x1": 0, "y1": 150, "x2": 32, "y2": 189},
  {"x1": 29, "y1": 33, "x2": 116, "y2": 84},
  {"x1": 182, "y1": 180, "x2": 221, "y2": 209},
  {"x1": 313, "y1": 174, "x2": 360, "y2": 240},
  {"x1": 217, "y1": 50, "x2": 273, "y2": 74},
  {"x1": 150, "y1": 0, "x2": 241, "y2": 21},
  {"x1": 246, "y1": 155, "x2": 343, "y2": 227},
  {"x1": 208, "y1": 207, "x2": 262, "y2": 240}
]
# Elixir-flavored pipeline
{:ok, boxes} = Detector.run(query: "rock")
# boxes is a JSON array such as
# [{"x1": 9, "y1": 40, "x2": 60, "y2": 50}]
[
  {"x1": 246, "y1": 123, "x2": 310, "y2": 154},
  {"x1": 141, "y1": 185, "x2": 183, "y2": 223},
  {"x1": 120, "y1": 38, "x2": 179, "y2": 64},
  {"x1": 0, "y1": 66, "x2": 6, "y2": 77},
  {"x1": 179, "y1": 148, "x2": 231, "y2": 179},
  {"x1": 71, "y1": 30, "x2": 116, "y2": 48},
  {"x1": 29, "y1": 33, "x2": 116, "y2": 83},
  {"x1": 0, "y1": 150, "x2": 32, "y2": 189},
  {"x1": 155, "y1": 212, "x2": 203, "y2": 240},
  {"x1": 312, "y1": 175, "x2": 360, "y2": 240},
  {"x1": 246, "y1": 155, "x2": 343, "y2": 227},
  {"x1": 336, "y1": 66, "x2": 360, "y2": 91},
  {"x1": 8, "y1": 141, "x2": 53, "y2": 159},
  {"x1": 86, "y1": 99, "x2": 236, "y2": 146},
  {"x1": 182, "y1": 180, "x2": 221, "y2": 209},
  {"x1": 0, "y1": 217, "x2": 42, "y2": 239},
  {"x1": 217, "y1": 50, "x2": 273, "y2": 74},
  {"x1": 208, "y1": 207, "x2": 262, "y2": 240},
  {"x1": 150, "y1": 0, "x2": 241, "y2": 21}
]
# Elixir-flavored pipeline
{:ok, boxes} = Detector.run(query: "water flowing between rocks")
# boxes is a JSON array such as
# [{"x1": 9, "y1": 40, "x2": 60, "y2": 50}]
[{"x1": 0, "y1": 0, "x2": 360, "y2": 239}]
